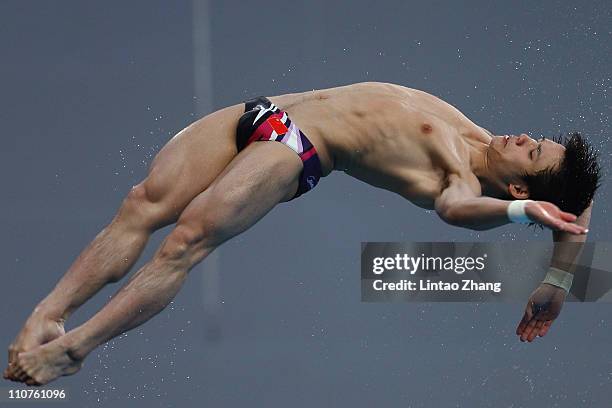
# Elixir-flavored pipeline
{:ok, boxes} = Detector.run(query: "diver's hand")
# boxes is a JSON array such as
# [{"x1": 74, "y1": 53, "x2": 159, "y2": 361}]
[
  {"x1": 525, "y1": 201, "x2": 587, "y2": 235},
  {"x1": 516, "y1": 283, "x2": 567, "y2": 342}
]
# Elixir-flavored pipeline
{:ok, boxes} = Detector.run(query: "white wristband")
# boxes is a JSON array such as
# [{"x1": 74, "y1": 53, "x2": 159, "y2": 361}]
[
  {"x1": 542, "y1": 267, "x2": 574, "y2": 292},
  {"x1": 507, "y1": 200, "x2": 534, "y2": 224}
]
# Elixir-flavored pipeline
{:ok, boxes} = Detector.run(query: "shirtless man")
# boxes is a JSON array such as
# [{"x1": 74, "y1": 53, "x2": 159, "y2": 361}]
[{"x1": 4, "y1": 82, "x2": 600, "y2": 385}]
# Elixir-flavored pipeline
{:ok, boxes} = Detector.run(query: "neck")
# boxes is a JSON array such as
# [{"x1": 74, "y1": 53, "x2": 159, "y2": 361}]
[{"x1": 468, "y1": 140, "x2": 507, "y2": 198}]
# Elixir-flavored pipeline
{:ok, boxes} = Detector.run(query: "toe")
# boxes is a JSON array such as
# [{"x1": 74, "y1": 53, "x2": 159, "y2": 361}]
[
  {"x1": 6, "y1": 363, "x2": 18, "y2": 380},
  {"x1": 16, "y1": 352, "x2": 33, "y2": 373},
  {"x1": 15, "y1": 368, "x2": 28, "y2": 382},
  {"x1": 25, "y1": 378, "x2": 40, "y2": 386}
]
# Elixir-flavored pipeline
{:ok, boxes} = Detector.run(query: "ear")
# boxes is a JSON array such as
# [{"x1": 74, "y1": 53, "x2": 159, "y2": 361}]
[{"x1": 508, "y1": 183, "x2": 530, "y2": 199}]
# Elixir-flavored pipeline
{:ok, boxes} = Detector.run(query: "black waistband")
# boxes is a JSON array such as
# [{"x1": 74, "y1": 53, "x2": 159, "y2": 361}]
[{"x1": 244, "y1": 96, "x2": 273, "y2": 112}]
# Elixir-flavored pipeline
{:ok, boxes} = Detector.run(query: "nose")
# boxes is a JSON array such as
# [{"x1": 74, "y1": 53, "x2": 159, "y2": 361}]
[{"x1": 515, "y1": 133, "x2": 532, "y2": 146}]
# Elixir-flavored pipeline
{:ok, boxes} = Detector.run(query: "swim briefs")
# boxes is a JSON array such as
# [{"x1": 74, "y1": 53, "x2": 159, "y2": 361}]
[{"x1": 236, "y1": 96, "x2": 322, "y2": 200}]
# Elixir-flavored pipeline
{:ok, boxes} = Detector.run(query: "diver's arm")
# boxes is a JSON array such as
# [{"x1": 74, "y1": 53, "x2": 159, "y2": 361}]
[
  {"x1": 515, "y1": 201, "x2": 593, "y2": 342},
  {"x1": 550, "y1": 200, "x2": 593, "y2": 272},
  {"x1": 434, "y1": 174, "x2": 588, "y2": 234}
]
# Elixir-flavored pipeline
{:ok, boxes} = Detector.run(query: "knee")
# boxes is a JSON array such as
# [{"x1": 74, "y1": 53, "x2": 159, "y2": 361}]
[
  {"x1": 157, "y1": 223, "x2": 211, "y2": 265},
  {"x1": 116, "y1": 182, "x2": 176, "y2": 230}
]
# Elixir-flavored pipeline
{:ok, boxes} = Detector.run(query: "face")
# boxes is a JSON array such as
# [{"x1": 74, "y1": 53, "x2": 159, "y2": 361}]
[{"x1": 486, "y1": 133, "x2": 565, "y2": 195}]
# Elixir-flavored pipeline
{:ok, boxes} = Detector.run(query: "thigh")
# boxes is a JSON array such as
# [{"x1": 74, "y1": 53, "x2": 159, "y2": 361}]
[
  {"x1": 177, "y1": 141, "x2": 303, "y2": 247},
  {"x1": 140, "y1": 103, "x2": 245, "y2": 221}
]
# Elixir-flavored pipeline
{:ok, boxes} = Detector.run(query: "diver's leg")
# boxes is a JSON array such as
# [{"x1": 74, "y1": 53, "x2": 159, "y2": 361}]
[
  {"x1": 5, "y1": 104, "x2": 243, "y2": 381},
  {"x1": 15, "y1": 141, "x2": 302, "y2": 385}
]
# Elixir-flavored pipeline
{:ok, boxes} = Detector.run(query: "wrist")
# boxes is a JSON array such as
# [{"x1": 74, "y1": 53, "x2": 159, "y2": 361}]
[
  {"x1": 542, "y1": 267, "x2": 573, "y2": 292},
  {"x1": 507, "y1": 199, "x2": 535, "y2": 224}
]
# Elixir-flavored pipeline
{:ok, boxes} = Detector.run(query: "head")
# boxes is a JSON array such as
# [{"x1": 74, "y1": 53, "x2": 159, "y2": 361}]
[{"x1": 486, "y1": 131, "x2": 601, "y2": 216}]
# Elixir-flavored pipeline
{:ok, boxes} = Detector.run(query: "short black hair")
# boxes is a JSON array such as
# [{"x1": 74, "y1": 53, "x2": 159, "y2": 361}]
[{"x1": 521, "y1": 131, "x2": 602, "y2": 217}]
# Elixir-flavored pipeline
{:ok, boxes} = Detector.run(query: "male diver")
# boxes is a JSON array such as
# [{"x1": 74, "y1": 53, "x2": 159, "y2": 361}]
[{"x1": 4, "y1": 82, "x2": 601, "y2": 385}]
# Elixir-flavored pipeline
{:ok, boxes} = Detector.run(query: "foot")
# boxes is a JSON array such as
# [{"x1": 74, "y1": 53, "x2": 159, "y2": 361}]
[
  {"x1": 4, "y1": 316, "x2": 65, "y2": 381},
  {"x1": 15, "y1": 339, "x2": 83, "y2": 386}
]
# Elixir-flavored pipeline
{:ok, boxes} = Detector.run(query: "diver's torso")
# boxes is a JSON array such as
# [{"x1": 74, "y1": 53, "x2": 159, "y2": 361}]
[{"x1": 269, "y1": 82, "x2": 490, "y2": 209}]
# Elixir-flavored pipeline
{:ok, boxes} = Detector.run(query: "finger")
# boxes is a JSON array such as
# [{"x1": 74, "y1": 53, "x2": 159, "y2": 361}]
[
  {"x1": 543, "y1": 219, "x2": 567, "y2": 232},
  {"x1": 516, "y1": 304, "x2": 534, "y2": 335},
  {"x1": 544, "y1": 217, "x2": 582, "y2": 234},
  {"x1": 516, "y1": 312, "x2": 530, "y2": 335},
  {"x1": 520, "y1": 319, "x2": 538, "y2": 342},
  {"x1": 560, "y1": 211, "x2": 578, "y2": 222},
  {"x1": 560, "y1": 222, "x2": 586, "y2": 235},
  {"x1": 538, "y1": 321, "x2": 550, "y2": 337},
  {"x1": 539, "y1": 321, "x2": 553, "y2": 337},
  {"x1": 566, "y1": 223, "x2": 588, "y2": 234},
  {"x1": 527, "y1": 320, "x2": 545, "y2": 342}
]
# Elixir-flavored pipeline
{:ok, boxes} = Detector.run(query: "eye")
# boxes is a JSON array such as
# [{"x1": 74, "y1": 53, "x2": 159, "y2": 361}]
[
  {"x1": 531, "y1": 141, "x2": 543, "y2": 160},
  {"x1": 531, "y1": 137, "x2": 544, "y2": 160}
]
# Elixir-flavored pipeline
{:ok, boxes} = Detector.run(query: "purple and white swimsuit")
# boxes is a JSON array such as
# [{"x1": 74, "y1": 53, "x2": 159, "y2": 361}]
[{"x1": 236, "y1": 96, "x2": 323, "y2": 200}]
